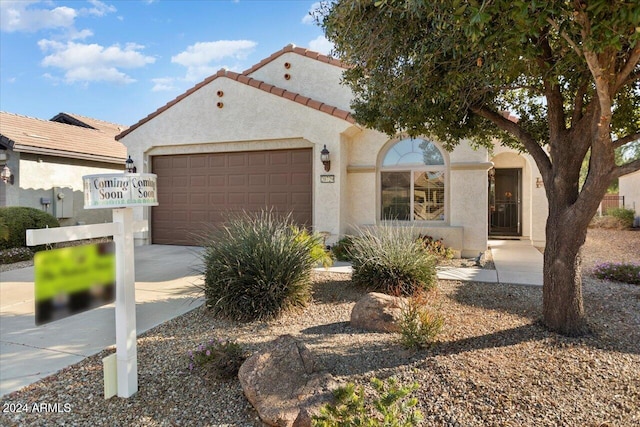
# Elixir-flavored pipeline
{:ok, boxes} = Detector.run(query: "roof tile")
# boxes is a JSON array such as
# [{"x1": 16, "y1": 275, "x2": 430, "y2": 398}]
[{"x1": 1, "y1": 112, "x2": 127, "y2": 163}]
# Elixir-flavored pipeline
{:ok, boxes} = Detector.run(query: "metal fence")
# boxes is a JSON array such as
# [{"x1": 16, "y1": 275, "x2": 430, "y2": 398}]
[{"x1": 598, "y1": 194, "x2": 625, "y2": 215}]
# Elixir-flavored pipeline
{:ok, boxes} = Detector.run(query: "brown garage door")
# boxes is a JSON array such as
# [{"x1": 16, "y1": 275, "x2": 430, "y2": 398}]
[{"x1": 151, "y1": 148, "x2": 312, "y2": 245}]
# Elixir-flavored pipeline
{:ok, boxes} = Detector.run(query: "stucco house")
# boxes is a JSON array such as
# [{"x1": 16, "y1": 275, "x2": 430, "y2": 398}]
[
  {"x1": 619, "y1": 170, "x2": 640, "y2": 227},
  {"x1": 117, "y1": 45, "x2": 548, "y2": 256},
  {"x1": 0, "y1": 112, "x2": 128, "y2": 226}
]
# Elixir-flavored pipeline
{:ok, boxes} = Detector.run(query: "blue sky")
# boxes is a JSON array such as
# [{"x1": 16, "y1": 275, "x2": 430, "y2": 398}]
[{"x1": 0, "y1": 0, "x2": 332, "y2": 126}]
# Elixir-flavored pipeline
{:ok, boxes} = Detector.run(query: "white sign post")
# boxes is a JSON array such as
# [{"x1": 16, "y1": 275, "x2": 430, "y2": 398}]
[{"x1": 26, "y1": 173, "x2": 158, "y2": 398}]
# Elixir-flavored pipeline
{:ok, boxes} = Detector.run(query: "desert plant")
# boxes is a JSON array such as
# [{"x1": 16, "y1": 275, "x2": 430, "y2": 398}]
[
  {"x1": 593, "y1": 262, "x2": 640, "y2": 285},
  {"x1": 313, "y1": 377, "x2": 423, "y2": 426},
  {"x1": 0, "y1": 207, "x2": 59, "y2": 251},
  {"x1": 349, "y1": 224, "x2": 437, "y2": 296},
  {"x1": 187, "y1": 338, "x2": 246, "y2": 380},
  {"x1": 331, "y1": 236, "x2": 354, "y2": 262},
  {"x1": 292, "y1": 226, "x2": 334, "y2": 268},
  {"x1": 417, "y1": 234, "x2": 455, "y2": 260},
  {"x1": 0, "y1": 247, "x2": 34, "y2": 264},
  {"x1": 398, "y1": 290, "x2": 444, "y2": 349},
  {"x1": 200, "y1": 210, "x2": 319, "y2": 321},
  {"x1": 605, "y1": 207, "x2": 635, "y2": 229}
]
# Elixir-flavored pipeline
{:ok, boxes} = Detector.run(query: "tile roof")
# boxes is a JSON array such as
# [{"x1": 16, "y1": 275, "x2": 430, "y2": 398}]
[
  {"x1": 0, "y1": 112, "x2": 127, "y2": 164},
  {"x1": 50, "y1": 112, "x2": 127, "y2": 135},
  {"x1": 116, "y1": 45, "x2": 354, "y2": 141}
]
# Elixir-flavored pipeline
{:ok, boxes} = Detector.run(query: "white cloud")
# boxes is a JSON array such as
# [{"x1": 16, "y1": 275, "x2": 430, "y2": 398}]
[
  {"x1": 81, "y1": 0, "x2": 117, "y2": 17},
  {"x1": 151, "y1": 77, "x2": 176, "y2": 92},
  {"x1": 171, "y1": 40, "x2": 256, "y2": 82},
  {"x1": 308, "y1": 35, "x2": 334, "y2": 55},
  {"x1": 302, "y1": 1, "x2": 321, "y2": 25},
  {"x1": 38, "y1": 39, "x2": 156, "y2": 84},
  {"x1": 0, "y1": 1, "x2": 77, "y2": 32}
]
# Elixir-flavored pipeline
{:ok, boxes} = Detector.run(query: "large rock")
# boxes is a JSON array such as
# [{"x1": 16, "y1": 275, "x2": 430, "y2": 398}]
[
  {"x1": 350, "y1": 292, "x2": 406, "y2": 332},
  {"x1": 238, "y1": 334, "x2": 337, "y2": 427}
]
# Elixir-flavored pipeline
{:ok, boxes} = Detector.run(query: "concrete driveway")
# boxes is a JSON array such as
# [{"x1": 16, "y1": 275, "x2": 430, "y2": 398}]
[{"x1": 0, "y1": 245, "x2": 204, "y2": 397}]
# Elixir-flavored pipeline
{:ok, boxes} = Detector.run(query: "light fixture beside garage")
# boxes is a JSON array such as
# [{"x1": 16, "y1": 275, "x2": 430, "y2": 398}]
[
  {"x1": 1, "y1": 165, "x2": 13, "y2": 184},
  {"x1": 125, "y1": 155, "x2": 137, "y2": 173},
  {"x1": 321, "y1": 145, "x2": 331, "y2": 172}
]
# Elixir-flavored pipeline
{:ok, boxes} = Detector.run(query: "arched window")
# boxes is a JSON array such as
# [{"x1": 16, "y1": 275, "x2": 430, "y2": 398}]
[{"x1": 380, "y1": 138, "x2": 446, "y2": 221}]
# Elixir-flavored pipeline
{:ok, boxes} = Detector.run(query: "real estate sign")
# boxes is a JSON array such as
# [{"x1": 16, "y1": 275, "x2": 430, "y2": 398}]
[
  {"x1": 83, "y1": 173, "x2": 158, "y2": 209},
  {"x1": 34, "y1": 242, "x2": 115, "y2": 325}
]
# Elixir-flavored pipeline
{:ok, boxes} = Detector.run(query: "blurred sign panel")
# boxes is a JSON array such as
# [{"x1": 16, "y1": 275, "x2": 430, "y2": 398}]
[
  {"x1": 83, "y1": 173, "x2": 158, "y2": 209},
  {"x1": 34, "y1": 242, "x2": 115, "y2": 325}
]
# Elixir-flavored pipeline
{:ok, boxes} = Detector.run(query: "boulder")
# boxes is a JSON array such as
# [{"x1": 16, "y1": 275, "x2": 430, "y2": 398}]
[
  {"x1": 350, "y1": 292, "x2": 406, "y2": 333},
  {"x1": 238, "y1": 334, "x2": 336, "y2": 427}
]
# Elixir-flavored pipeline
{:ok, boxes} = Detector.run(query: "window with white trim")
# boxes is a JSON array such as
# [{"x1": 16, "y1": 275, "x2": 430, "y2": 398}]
[{"x1": 380, "y1": 138, "x2": 446, "y2": 221}]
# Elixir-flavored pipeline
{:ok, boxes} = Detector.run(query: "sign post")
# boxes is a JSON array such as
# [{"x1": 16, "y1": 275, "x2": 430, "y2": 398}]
[{"x1": 26, "y1": 173, "x2": 157, "y2": 398}]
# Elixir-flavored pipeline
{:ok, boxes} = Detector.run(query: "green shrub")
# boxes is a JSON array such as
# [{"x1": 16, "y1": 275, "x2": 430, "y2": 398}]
[
  {"x1": 0, "y1": 207, "x2": 60, "y2": 251},
  {"x1": 417, "y1": 234, "x2": 455, "y2": 260},
  {"x1": 313, "y1": 377, "x2": 423, "y2": 426},
  {"x1": 349, "y1": 224, "x2": 437, "y2": 296},
  {"x1": 187, "y1": 338, "x2": 246, "y2": 380},
  {"x1": 0, "y1": 247, "x2": 34, "y2": 264},
  {"x1": 331, "y1": 236, "x2": 354, "y2": 262},
  {"x1": 593, "y1": 262, "x2": 640, "y2": 285},
  {"x1": 200, "y1": 210, "x2": 320, "y2": 321},
  {"x1": 398, "y1": 291, "x2": 444, "y2": 349},
  {"x1": 605, "y1": 207, "x2": 635, "y2": 229},
  {"x1": 293, "y1": 226, "x2": 334, "y2": 268}
]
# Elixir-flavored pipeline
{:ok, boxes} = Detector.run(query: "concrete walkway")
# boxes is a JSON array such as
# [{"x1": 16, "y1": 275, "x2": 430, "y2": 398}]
[
  {"x1": 1, "y1": 239, "x2": 542, "y2": 397},
  {"x1": 0, "y1": 245, "x2": 204, "y2": 397},
  {"x1": 318, "y1": 239, "x2": 544, "y2": 286}
]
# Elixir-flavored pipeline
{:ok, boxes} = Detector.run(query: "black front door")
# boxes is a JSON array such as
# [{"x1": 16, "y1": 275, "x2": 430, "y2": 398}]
[{"x1": 489, "y1": 168, "x2": 522, "y2": 236}]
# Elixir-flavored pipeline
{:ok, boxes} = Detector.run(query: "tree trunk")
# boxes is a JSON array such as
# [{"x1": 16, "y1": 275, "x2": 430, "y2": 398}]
[{"x1": 542, "y1": 204, "x2": 590, "y2": 336}]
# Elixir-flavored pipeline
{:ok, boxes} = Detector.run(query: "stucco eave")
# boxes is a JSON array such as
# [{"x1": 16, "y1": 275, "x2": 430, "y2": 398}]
[{"x1": 450, "y1": 161, "x2": 494, "y2": 171}]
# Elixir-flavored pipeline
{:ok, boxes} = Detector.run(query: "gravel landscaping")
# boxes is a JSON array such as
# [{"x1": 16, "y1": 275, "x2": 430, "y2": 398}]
[{"x1": 1, "y1": 230, "x2": 639, "y2": 426}]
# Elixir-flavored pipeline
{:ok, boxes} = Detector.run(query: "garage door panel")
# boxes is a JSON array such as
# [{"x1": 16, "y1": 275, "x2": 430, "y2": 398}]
[
  {"x1": 190, "y1": 156, "x2": 207, "y2": 168},
  {"x1": 172, "y1": 176, "x2": 189, "y2": 187},
  {"x1": 228, "y1": 175, "x2": 246, "y2": 186},
  {"x1": 292, "y1": 172, "x2": 311, "y2": 185},
  {"x1": 190, "y1": 175, "x2": 207, "y2": 186},
  {"x1": 209, "y1": 175, "x2": 225, "y2": 186},
  {"x1": 228, "y1": 154, "x2": 247, "y2": 167},
  {"x1": 172, "y1": 157, "x2": 189, "y2": 168},
  {"x1": 152, "y1": 148, "x2": 312, "y2": 245},
  {"x1": 291, "y1": 150, "x2": 311, "y2": 165}
]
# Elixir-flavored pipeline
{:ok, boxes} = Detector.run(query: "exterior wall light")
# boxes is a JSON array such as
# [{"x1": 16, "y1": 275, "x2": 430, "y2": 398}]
[
  {"x1": 125, "y1": 155, "x2": 137, "y2": 174},
  {"x1": 1, "y1": 165, "x2": 13, "y2": 184},
  {"x1": 536, "y1": 177, "x2": 544, "y2": 188},
  {"x1": 321, "y1": 145, "x2": 331, "y2": 172}
]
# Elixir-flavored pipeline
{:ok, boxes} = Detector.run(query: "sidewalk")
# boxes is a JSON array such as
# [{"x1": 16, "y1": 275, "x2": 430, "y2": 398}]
[
  {"x1": 0, "y1": 245, "x2": 204, "y2": 397},
  {"x1": 316, "y1": 239, "x2": 544, "y2": 286}
]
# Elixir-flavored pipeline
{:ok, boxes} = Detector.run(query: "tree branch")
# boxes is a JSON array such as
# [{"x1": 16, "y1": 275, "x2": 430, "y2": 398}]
[
  {"x1": 571, "y1": 76, "x2": 590, "y2": 128},
  {"x1": 546, "y1": 17, "x2": 582, "y2": 57},
  {"x1": 613, "y1": 132, "x2": 640, "y2": 149},
  {"x1": 612, "y1": 157, "x2": 640, "y2": 179},
  {"x1": 471, "y1": 105, "x2": 552, "y2": 176},
  {"x1": 615, "y1": 41, "x2": 640, "y2": 92},
  {"x1": 537, "y1": 29, "x2": 566, "y2": 142}
]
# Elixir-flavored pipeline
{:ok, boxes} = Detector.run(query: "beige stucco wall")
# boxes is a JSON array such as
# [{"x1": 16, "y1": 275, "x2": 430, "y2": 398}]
[
  {"x1": 343, "y1": 131, "x2": 493, "y2": 257},
  {"x1": 619, "y1": 170, "x2": 640, "y2": 226},
  {"x1": 120, "y1": 75, "x2": 357, "y2": 245},
  {"x1": 246, "y1": 51, "x2": 353, "y2": 112},
  {"x1": 3, "y1": 152, "x2": 123, "y2": 226},
  {"x1": 491, "y1": 146, "x2": 547, "y2": 247}
]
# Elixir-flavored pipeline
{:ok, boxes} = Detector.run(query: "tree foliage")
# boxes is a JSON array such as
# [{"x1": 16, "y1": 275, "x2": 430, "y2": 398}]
[{"x1": 320, "y1": 0, "x2": 640, "y2": 335}]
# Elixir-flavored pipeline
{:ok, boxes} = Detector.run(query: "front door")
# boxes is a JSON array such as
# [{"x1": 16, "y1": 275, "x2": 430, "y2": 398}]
[{"x1": 489, "y1": 168, "x2": 522, "y2": 236}]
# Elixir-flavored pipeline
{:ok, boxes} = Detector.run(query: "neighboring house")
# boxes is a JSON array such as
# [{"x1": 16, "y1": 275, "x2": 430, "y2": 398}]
[
  {"x1": 117, "y1": 44, "x2": 548, "y2": 256},
  {"x1": 0, "y1": 112, "x2": 128, "y2": 226},
  {"x1": 619, "y1": 170, "x2": 640, "y2": 227}
]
